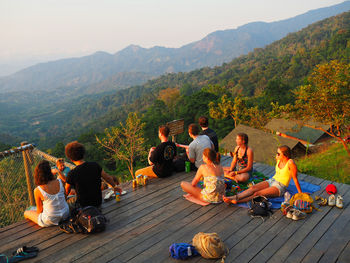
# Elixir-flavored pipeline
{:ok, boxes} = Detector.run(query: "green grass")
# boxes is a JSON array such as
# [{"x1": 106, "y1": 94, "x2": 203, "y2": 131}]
[{"x1": 296, "y1": 143, "x2": 350, "y2": 184}]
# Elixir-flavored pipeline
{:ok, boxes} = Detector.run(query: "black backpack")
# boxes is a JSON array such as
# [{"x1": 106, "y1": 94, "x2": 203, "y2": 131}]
[
  {"x1": 248, "y1": 196, "x2": 272, "y2": 218},
  {"x1": 59, "y1": 206, "x2": 107, "y2": 234},
  {"x1": 75, "y1": 206, "x2": 107, "y2": 233}
]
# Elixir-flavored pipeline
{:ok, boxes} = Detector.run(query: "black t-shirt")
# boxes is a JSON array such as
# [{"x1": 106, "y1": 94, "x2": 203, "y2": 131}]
[
  {"x1": 150, "y1": 141, "x2": 177, "y2": 178},
  {"x1": 201, "y1": 128, "x2": 219, "y2": 152},
  {"x1": 66, "y1": 162, "x2": 102, "y2": 207}
]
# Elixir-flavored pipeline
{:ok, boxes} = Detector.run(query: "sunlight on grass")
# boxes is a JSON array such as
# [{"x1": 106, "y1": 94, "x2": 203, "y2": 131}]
[{"x1": 296, "y1": 143, "x2": 350, "y2": 184}]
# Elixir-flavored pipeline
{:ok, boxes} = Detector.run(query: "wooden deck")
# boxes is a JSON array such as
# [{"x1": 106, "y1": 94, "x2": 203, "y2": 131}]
[{"x1": 1, "y1": 157, "x2": 350, "y2": 263}]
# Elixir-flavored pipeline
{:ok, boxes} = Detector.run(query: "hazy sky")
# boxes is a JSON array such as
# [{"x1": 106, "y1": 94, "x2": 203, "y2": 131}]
[{"x1": 0, "y1": 0, "x2": 346, "y2": 62}]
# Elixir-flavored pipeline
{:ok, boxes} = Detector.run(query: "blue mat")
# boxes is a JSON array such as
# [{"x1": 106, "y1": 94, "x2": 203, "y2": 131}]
[{"x1": 237, "y1": 176, "x2": 321, "y2": 209}]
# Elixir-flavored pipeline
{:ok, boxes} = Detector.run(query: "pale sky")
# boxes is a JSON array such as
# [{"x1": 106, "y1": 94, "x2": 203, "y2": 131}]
[{"x1": 0, "y1": 0, "x2": 346, "y2": 63}]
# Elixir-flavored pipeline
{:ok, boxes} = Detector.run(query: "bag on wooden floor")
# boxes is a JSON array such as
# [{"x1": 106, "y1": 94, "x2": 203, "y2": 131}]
[
  {"x1": 248, "y1": 196, "x2": 272, "y2": 217},
  {"x1": 169, "y1": 243, "x2": 199, "y2": 260},
  {"x1": 290, "y1": 193, "x2": 315, "y2": 214},
  {"x1": 192, "y1": 232, "x2": 227, "y2": 262},
  {"x1": 59, "y1": 206, "x2": 107, "y2": 234},
  {"x1": 75, "y1": 206, "x2": 107, "y2": 233}
]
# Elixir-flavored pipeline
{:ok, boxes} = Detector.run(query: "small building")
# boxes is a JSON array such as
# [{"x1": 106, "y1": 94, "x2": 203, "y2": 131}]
[
  {"x1": 220, "y1": 124, "x2": 306, "y2": 164},
  {"x1": 264, "y1": 119, "x2": 329, "y2": 145}
]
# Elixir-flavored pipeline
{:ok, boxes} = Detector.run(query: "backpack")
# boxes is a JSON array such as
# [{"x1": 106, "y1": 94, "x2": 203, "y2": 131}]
[
  {"x1": 290, "y1": 193, "x2": 315, "y2": 214},
  {"x1": 248, "y1": 196, "x2": 272, "y2": 217},
  {"x1": 169, "y1": 243, "x2": 199, "y2": 260},
  {"x1": 75, "y1": 206, "x2": 107, "y2": 233},
  {"x1": 192, "y1": 232, "x2": 227, "y2": 261}
]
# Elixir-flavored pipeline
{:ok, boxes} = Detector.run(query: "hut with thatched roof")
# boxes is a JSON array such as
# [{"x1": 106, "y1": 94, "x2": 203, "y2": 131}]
[
  {"x1": 220, "y1": 124, "x2": 306, "y2": 164},
  {"x1": 264, "y1": 119, "x2": 329, "y2": 145}
]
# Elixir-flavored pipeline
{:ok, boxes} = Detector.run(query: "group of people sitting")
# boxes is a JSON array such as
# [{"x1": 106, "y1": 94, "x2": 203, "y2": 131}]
[
  {"x1": 24, "y1": 116, "x2": 302, "y2": 228},
  {"x1": 24, "y1": 141, "x2": 122, "y2": 227}
]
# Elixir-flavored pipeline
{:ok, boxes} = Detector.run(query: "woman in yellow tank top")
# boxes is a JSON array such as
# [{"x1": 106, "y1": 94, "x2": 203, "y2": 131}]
[{"x1": 223, "y1": 145, "x2": 302, "y2": 204}]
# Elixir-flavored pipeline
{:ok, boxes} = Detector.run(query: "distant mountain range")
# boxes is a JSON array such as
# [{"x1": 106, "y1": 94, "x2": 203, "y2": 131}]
[{"x1": 0, "y1": 1, "x2": 349, "y2": 96}]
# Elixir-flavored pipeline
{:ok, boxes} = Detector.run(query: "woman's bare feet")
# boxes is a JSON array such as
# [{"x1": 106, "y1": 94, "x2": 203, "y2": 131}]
[{"x1": 223, "y1": 195, "x2": 238, "y2": 204}]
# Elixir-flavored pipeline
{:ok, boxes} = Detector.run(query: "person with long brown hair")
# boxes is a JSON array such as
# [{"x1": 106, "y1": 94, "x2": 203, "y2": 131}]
[
  {"x1": 24, "y1": 160, "x2": 69, "y2": 227},
  {"x1": 223, "y1": 145, "x2": 302, "y2": 204},
  {"x1": 181, "y1": 148, "x2": 225, "y2": 203},
  {"x1": 223, "y1": 133, "x2": 253, "y2": 183}
]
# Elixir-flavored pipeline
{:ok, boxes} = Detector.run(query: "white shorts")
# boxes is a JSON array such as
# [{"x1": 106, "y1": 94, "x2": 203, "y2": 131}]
[{"x1": 267, "y1": 178, "x2": 287, "y2": 196}]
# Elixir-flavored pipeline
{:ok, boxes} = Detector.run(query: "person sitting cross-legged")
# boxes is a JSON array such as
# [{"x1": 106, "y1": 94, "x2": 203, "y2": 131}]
[
  {"x1": 181, "y1": 148, "x2": 225, "y2": 204},
  {"x1": 135, "y1": 125, "x2": 177, "y2": 178},
  {"x1": 223, "y1": 133, "x2": 253, "y2": 183}
]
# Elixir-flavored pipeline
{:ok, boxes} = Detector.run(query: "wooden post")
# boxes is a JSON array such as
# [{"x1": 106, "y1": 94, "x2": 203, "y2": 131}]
[{"x1": 21, "y1": 142, "x2": 35, "y2": 206}]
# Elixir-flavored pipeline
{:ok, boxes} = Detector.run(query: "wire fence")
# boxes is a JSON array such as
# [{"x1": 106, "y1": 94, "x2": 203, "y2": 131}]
[{"x1": 0, "y1": 143, "x2": 74, "y2": 228}]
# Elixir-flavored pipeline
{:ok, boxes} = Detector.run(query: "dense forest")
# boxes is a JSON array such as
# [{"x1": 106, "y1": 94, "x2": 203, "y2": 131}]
[
  {"x1": 33, "y1": 11, "x2": 349, "y2": 178},
  {"x1": 1, "y1": 11, "x2": 349, "y2": 176}
]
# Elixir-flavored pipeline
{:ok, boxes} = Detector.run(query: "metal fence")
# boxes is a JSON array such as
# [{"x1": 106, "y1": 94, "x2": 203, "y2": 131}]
[{"x1": 0, "y1": 143, "x2": 74, "y2": 228}]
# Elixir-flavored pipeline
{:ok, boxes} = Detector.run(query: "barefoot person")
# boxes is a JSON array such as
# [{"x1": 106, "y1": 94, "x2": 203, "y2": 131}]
[
  {"x1": 223, "y1": 145, "x2": 302, "y2": 204},
  {"x1": 24, "y1": 160, "x2": 69, "y2": 227},
  {"x1": 181, "y1": 148, "x2": 225, "y2": 204},
  {"x1": 223, "y1": 133, "x2": 253, "y2": 183}
]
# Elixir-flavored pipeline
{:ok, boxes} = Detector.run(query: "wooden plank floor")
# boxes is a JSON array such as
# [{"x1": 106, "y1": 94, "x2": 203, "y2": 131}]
[{"x1": 1, "y1": 156, "x2": 349, "y2": 263}]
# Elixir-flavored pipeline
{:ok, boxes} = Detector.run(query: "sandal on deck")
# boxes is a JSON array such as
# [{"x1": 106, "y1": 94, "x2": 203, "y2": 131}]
[
  {"x1": 9, "y1": 246, "x2": 39, "y2": 263},
  {"x1": 0, "y1": 254, "x2": 9, "y2": 263}
]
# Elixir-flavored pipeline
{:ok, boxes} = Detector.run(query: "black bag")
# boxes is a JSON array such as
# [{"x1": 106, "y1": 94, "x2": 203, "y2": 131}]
[
  {"x1": 75, "y1": 206, "x2": 107, "y2": 233},
  {"x1": 173, "y1": 159, "x2": 185, "y2": 172},
  {"x1": 248, "y1": 196, "x2": 272, "y2": 217}
]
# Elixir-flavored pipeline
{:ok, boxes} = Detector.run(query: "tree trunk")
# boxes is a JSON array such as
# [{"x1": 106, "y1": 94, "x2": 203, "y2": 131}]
[{"x1": 339, "y1": 137, "x2": 350, "y2": 157}]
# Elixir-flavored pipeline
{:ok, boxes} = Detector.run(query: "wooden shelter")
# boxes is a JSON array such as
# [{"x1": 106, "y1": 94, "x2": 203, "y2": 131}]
[
  {"x1": 220, "y1": 124, "x2": 306, "y2": 163},
  {"x1": 265, "y1": 119, "x2": 329, "y2": 145}
]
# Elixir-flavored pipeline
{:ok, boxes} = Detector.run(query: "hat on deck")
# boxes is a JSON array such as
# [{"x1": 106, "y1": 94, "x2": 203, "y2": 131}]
[{"x1": 326, "y1": 184, "x2": 337, "y2": 195}]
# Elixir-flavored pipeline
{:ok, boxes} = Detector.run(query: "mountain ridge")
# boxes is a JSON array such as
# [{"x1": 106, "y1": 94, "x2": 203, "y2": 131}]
[{"x1": 1, "y1": 1, "x2": 349, "y2": 95}]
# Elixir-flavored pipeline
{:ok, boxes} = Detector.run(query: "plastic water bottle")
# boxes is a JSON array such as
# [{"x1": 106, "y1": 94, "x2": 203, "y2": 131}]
[{"x1": 284, "y1": 191, "x2": 291, "y2": 203}]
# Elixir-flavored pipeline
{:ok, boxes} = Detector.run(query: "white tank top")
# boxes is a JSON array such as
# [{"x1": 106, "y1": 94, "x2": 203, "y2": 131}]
[{"x1": 37, "y1": 179, "x2": 69, "y2": 226}]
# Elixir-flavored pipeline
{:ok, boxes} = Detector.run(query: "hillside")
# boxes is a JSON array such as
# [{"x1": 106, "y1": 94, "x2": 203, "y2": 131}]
[
  {"x1": 1, "y1": 9, "x2": 350, "y2": 148},
  {"x1": 0, "y1": 1, "x2": 349, "y2": 96}
]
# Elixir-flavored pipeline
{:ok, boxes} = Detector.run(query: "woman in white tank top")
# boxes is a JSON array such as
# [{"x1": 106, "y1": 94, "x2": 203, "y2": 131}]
[{"x1": 24, "y1": 160, "x2": 69, "y2": 227}]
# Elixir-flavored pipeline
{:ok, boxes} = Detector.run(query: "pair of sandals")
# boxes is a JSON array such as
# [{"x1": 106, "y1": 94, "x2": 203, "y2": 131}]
[{"x1": 0, "y1": 246, "x2": 39, "y2": 263}]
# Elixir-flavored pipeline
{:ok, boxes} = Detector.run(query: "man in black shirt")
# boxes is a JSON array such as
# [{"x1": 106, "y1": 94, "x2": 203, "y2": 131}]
[
  {"x1": 199, "y1": 116, "x2": 219, "y2": 152},
  {"x1": 65, "y1": 141, "x2": 121, "y2": 208},
  {"x1": 135, "y1": 125, "x2": 176, "y2": 178}
]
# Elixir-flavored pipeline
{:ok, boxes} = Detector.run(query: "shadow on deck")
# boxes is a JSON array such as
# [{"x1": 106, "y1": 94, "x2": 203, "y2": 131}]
[{"x1": 0, "y1": 156, "x2": 349, "y2": 263}]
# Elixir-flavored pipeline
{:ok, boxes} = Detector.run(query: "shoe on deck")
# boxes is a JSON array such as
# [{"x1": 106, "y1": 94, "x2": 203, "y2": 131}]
[
  {"x1": 292, "y1": 209, "x2": 307, "y2": 221},
  {"x1": 286, "y1": 208, "x2": 297, "y2": 219},
  {"x1": 336, "y1": 195, "x2": 343, "y2": 209},
  {"x1": 328, "y1": 194, "x2": 336, "y2": 206}
]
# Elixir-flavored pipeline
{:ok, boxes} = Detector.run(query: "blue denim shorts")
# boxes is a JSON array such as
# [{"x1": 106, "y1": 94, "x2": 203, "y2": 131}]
[{"x1": 267, "y1": 178, "x2": 287, "y2": 196}]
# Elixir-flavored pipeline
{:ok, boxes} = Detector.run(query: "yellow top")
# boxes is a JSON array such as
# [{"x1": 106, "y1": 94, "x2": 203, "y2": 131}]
[{"x1": 273, "y1": 160, "x2": 292, "y2": 187}]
